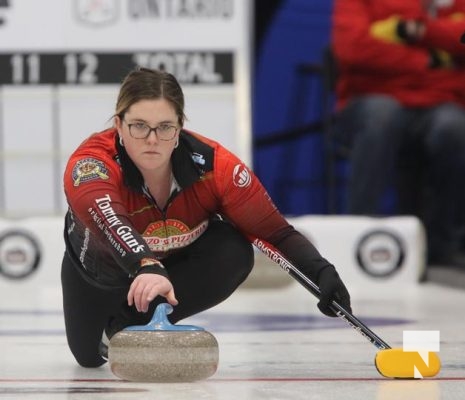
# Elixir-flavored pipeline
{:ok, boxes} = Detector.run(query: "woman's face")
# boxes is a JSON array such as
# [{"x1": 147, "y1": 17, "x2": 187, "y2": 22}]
[{"x1": 116, "y1": 98, "x2": 180, "y2": 174}]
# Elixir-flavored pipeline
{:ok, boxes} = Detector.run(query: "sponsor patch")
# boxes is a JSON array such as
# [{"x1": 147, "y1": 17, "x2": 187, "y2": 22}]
[
  {"x1": 72, "y1": 158, "x2": 109, "y2": 186},
  {"x1": 143, "y1": 219, "x2": 209, "y2": 252},
  {"x1": 192, "y1": 152, "x2": 205, "y2": 166},
  {"x1": 232, "y1": 164, "x2": 251, "y2": 188},
  {"x1": 90, "y1": 194, "x2": 146, "y2": 255}
]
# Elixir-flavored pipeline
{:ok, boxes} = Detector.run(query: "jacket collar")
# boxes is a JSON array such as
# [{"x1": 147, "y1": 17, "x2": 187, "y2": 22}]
[{"x1": 116, "y1": 130, "x2": 204, "y2": 193}]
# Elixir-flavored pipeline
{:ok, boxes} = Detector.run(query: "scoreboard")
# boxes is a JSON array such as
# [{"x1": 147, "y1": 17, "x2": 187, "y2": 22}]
[
  {"x1": 0, "y1": 0, "x2": 251, "y2": 217},
  {"x1": 0, "y1": 51, "x2": 234, "y2": 85}
]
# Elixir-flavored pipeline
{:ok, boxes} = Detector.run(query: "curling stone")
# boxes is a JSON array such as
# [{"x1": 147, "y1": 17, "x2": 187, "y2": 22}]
[{"x1": 109, "y1": 303, "x2": 219, "y2": 382}]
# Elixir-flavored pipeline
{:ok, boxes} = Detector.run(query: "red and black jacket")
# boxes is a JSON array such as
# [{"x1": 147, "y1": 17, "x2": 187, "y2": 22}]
[{"x1": 64, "y1": 128, "x2": 331, "y2": 287}]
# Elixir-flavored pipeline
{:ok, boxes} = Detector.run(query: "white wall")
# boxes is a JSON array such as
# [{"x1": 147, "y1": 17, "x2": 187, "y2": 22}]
[
  {"x1": 0, "y1": 215, "x2": 426, "y2": 309},
  {"x1": 0, "y1": 0, "x2": 252, "y2": 217}
]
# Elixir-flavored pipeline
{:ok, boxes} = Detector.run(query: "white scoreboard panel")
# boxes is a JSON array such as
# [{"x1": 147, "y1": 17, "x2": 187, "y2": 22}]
[{"x1": 0, "y1": 0, "x2": 252, "y2": 217}]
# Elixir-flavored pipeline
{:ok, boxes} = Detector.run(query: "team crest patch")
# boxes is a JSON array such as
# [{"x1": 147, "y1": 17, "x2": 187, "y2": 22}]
[{"x1": 72, "y1": 158, "x2": 109, "y2": 186}]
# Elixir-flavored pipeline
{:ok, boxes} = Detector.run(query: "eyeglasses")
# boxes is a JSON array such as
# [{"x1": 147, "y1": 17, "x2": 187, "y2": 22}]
[{"x1": 123, "y1": 120, "x2": 178, "y2": 141}]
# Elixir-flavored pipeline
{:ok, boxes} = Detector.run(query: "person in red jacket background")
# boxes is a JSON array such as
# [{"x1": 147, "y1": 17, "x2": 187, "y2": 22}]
[
  {"x1": 331, "y1": 0, "x2": 465, "y2": 267},
  {"x1": 61, "y1": 67, "x2": 351, "y2": 368}
]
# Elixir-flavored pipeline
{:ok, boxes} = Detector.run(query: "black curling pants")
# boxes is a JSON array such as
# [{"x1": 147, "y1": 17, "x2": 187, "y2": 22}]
[{"x1": 61, "y1": 220, "x2": 254, "y2": 368}]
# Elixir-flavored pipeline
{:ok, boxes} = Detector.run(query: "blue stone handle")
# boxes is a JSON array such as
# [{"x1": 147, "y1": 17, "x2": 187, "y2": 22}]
[{"x1": 124, "y1": 303, "x2": 204, "y2": 331}]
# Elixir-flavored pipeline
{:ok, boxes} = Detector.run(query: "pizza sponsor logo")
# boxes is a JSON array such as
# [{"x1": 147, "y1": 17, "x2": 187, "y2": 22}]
[{"x1": 143, "y1": 219, "x2": 209, "y2": 252}]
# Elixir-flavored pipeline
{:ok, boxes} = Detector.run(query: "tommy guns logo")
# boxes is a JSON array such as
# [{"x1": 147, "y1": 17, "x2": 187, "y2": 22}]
[{"x1": 95, "y1": 194, "x2": 145, "y2": 253}]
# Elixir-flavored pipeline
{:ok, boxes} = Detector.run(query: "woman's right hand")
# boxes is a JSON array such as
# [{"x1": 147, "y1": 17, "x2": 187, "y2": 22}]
[{"x1": 127, "y1": 273, "x2": 178, "y2": 313}]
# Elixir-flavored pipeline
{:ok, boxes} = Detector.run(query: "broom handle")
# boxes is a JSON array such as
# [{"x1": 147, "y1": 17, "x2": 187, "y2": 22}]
[{"x1": 251, "y1": 236, "x2": 391, "y2": 350}]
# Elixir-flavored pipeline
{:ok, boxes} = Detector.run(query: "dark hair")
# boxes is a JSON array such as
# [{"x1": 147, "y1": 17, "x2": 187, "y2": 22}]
[{"x1": 115, "y1": 68, "x2": 186, "y2": 126}]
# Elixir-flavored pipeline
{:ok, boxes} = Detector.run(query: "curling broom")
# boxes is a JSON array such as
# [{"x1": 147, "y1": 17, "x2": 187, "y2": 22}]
[{"x1": 250, "y1": 236, "x2": 441, "y2": 379}]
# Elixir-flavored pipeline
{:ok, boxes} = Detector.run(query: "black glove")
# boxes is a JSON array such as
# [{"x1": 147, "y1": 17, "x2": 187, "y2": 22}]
[
  {"x1": 428, "y1": 49, "x2": 453, "y2": 69},
  {"x1": 316, "y1": 266, "x2": 351, "y2": 317},
  {"x1": 396, "y1": 19, "x2": 424, "y2": 43}
]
